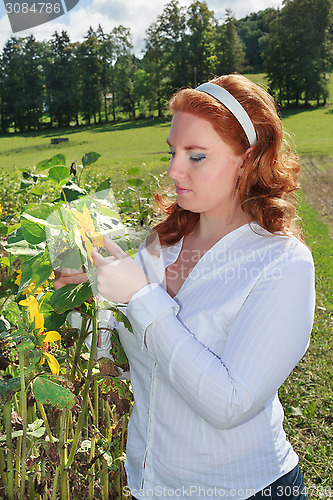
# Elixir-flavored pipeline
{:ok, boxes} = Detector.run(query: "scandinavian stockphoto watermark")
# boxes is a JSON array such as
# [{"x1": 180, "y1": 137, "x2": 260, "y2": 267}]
[{"x1": 4, "y1": 0, "x2": 79, "y2": 33}]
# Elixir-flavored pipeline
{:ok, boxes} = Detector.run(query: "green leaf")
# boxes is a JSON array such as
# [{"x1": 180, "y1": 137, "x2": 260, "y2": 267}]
[
  {"x1": 27, "y1": 419, "x2": 46, "y2": 438},
  {"x1": 36, "y1": 154, "x2": 66, "y2": 170},
  {"x1": 111, "y1": 307, "x2": 133, "y2": 333},
  {"x1": 17, "y1": 340, "x2": 35, "y2": 352},
  {"x1": 21, "y1": 217, "x2": 46, "y2": 245},
  {"x1": 18, "y1": 250, "x2": 53, "y2": 295},
  {"x1": 81, "y1": 152, "x2": 101, "y2": 168},
  {"x1": 50, "y1": 282, "x2": 92, "y2": 314},
  {"x1": 0, "y1": 377, "x2": 21, "y2": 404},
  {"x1": 31, "y1": 186, "x2": 44, "y2": 196},
  {"x1": 110, "y1": 329, "x2": 129, "y2": 371},
  {"x1": 0, "y1": 222, "x2": 9, "y2": 236},
  {"x1": 44, "y1": 311, "x2": 68, "y2": 331},
  {"x1": 20, "y1": 204, "x2": 59, "y2": 246},
  {"x1": 60, "y1": 180, "x2": 87, "y2": 202},
  {"x1": 48, "y1": 166, "x2": 71, "y2": 184},
  {"x1": 95, "y1": 178, "x2": 111, "y2": 198},
  {"x1": 32, "y1": 376, "x2": 76, "y2": 410}
]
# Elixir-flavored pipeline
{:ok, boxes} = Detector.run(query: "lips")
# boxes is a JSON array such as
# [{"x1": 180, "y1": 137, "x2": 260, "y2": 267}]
[{"x1": 175, "y1": 185, "x2": 192, "y2": 194}]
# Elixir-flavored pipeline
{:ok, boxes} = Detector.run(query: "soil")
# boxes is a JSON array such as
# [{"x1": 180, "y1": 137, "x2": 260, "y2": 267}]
[{"x1": 300, "y1": 156, "x2": 333, "y2": 238}]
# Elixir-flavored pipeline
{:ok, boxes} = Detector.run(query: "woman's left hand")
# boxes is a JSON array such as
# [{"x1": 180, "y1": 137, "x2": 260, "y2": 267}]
[{"x1": 92, "y1": 235, "x2": 150, "y2": 304}]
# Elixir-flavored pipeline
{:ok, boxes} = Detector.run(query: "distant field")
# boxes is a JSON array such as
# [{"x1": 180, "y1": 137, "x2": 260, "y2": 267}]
[
  {"x1": 0, "y1": 73, "x2": 332, "y2": 175},
  {"x1": 0, "y1": 118, "x2": 171, "y2": 179},
  {"x1": 244, "y1": 72, "x2": 333, "y2": 157}
]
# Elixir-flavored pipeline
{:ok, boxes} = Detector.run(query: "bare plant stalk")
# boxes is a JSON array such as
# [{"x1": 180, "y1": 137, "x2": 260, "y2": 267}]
[
  {"x1": 70, "y1": 316, "x2": 89, "y2": 383},
  {"x1": 37, "y1": 401, "x2": 54, "y2": 443},
  {"x1": 59, "y1": 411, "x2": 69, "y2": 499},
  {"x1": 4, "y1": 401, "x2": 14, "y2": 500},
  {"x1": 88, "y1": 435, "x2": 96, "y2": 499},
  {"x1": 101, "y1": 458, "x2": 109, "y2": 500},
  {"x1": 51, "y1": 466, "x2": 60, "y2": 500},
  {"x1": 65, "y1": 300, "x2": 98, "y2": 469},
  {"x1": 19, "y1": 350, "x2": 28, "y2": 500}
]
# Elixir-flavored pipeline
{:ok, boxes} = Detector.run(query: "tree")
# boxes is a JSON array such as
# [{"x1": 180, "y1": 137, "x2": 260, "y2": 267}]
[
  {"x1": 264, "y1": 0, "x2": 332, "y2": 105},
  {"x1": 215, "y1": 10, "x2": 245, "y2": 75},
  {"x1": 186, "y1": 1, "x2": 217, "y2": 85},
  {"x1": 157, "y1": 0, "x2": 188, "y2": 90},
  {"x1": 1, "y1": 37, "x2": 24, "y2": 132},
  {"x1": 77, "y1": 29, "x2": 101, "y2": 125},
  {"x1": 97, "y1": 24, "x2": 133, "y2": 122},
  {"x1": 0, "y1": 36, "x2": 44, "y2": 132},
  {"x1": 237, "y1": 8, "x2": 279, "y2": 71},
  {"x1": 22, "y1": 36, "x2": 44, "y2": 131},
  {"x1": 143, "y1": 19, "x2": 172, "y2": 117},
  {"x1": 44, "y1": 31, "x2": 80, "y2": 127},
  {"x1": 143, "y1": 0, "x2": 188, "y2": 116}
]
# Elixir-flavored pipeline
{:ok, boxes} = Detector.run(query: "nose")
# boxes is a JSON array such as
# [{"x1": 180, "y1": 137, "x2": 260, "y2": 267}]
[{"x1": 167, "y1": 153, "x2": 187, "y2": 180}]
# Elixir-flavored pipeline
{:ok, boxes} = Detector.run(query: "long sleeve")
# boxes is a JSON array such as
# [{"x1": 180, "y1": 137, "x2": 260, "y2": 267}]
[{"x1": 126, "y1": 247, "x2": 315, "y2": 430}]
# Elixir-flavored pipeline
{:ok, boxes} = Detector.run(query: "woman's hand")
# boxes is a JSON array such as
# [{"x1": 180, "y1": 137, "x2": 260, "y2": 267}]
[
  {"x1": 92, "y1": 235, "x2": 150, "y2": 304},
  {"x1": 53, "y1": 267, "x2": 89, "y2": 290}
]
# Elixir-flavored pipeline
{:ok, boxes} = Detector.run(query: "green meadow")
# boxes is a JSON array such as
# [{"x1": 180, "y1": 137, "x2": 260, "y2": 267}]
[
  {"x1": 0, "y1": 75, "x2": 332, "y2": 498},
  {"x1": 0, "y1": 72, "x2": 333, "y2": 174}
]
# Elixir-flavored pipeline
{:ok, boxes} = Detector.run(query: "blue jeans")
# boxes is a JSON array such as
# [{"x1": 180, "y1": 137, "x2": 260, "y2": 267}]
[{"x1": 248, "y1": 465, "x2": 308, "y2": 499}]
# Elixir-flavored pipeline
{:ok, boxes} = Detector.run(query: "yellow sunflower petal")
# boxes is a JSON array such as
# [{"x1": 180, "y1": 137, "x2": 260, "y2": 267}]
[
  {"x1": 44, "y1": 352, "x2": 60, "y2": 375},
  {"x1": 90, "y1": 232, "x2": 105, "y2": 248},
  {"x1": 73, "y1": 205, "x2": 95, "y2": 234},
  {"x1": 34, "y1": 311, "x2": 45, "y2": 333},
  {"x1": 19, "y1": 295, "x2": 40, "y2": 323},
  {"x1": 43, "y1": 331, "x2": 61, "y2": 343},
  {"x1": 15, "y1": 270, "x2": 22, "y2": 286}
]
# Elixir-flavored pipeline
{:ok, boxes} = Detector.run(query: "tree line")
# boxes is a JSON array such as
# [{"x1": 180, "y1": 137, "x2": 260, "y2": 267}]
[{"x1": 0, "y1": 0, "x2": 332, "y2": 133}]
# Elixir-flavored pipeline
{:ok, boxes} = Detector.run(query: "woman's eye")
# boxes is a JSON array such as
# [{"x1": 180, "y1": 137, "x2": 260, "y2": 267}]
[
  {"x1": 168, "y1": 150, "x2": 175, "y2": 159},
  {"x1": 189, "y1": 154, "x2": 206, "y2": 163}
]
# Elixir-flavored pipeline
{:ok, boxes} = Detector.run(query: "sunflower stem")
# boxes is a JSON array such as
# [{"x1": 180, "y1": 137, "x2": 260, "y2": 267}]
[
  {"x1": 65, "y1": 299, "x2": 98, "y2": 469},
  {"x1": 4, "y1": 400, "x2": 14, "y2": 500},
  {"x1": 19, "y1": 350, "x2": 28, "y2": 500}
]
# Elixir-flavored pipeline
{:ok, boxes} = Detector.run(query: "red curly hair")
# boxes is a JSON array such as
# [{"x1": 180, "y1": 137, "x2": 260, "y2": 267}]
[{"x1": 153, "y1": 73, "x2": 303, "y2": 246}]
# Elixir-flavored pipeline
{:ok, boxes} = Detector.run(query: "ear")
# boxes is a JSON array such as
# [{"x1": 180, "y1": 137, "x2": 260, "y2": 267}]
[{"x1": 238, "y1": 146, "x2": 255, "y2": 175}]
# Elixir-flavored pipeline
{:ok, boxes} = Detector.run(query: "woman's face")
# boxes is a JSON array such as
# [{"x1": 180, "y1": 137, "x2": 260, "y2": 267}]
[{"x1": 167, "y1": 112, "x2": 246, "y2": 218}]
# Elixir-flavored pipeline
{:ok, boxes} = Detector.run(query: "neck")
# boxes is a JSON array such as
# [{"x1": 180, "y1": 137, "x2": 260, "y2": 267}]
[{"x1": 196, "y1": 206, "x2": 253, "y2": 246}]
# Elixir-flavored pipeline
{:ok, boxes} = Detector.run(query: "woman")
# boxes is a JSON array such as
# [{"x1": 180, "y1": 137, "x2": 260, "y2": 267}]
[{"x1": 55, "y1": 74, "x2": 315, "y2": 499}]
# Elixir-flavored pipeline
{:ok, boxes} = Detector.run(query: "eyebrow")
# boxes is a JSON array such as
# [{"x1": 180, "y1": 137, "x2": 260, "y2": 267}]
[{"x1": 166, "y1": 139, "x2": 207, "y2": 150}]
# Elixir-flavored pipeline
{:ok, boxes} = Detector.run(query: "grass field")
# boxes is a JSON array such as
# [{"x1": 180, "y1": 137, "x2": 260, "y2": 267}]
[
  {"x1": 0, "y1": 72, "x2": 333, "y2": 173},
  {"x1": 0, "y1": 76, "x2": 332, "y2": 498}
]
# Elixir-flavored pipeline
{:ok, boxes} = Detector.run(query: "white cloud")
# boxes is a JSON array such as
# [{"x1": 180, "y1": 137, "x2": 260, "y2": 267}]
[{"x1": 0, "y1": 0, "x2": 283, "y2": 55}]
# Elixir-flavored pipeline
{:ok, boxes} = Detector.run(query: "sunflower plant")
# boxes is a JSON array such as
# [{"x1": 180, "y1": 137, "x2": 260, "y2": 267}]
[{"x1": 0, "y1": 152, "x2": 135, "y2": 500}]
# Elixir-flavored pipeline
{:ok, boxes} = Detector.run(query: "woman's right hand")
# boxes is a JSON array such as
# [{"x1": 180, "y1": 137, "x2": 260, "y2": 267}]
[{"x1": 53, "y1": 268, "x2": 88, "y2": 290}]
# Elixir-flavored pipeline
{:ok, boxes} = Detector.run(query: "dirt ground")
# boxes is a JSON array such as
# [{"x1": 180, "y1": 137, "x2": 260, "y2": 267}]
[{"x1": 300, "y1": 156, "x2": 333, "y2": 238}]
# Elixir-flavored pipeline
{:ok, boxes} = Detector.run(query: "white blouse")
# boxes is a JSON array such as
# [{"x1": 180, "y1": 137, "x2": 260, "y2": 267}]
[{"x1": 97, "y1": 222, "x2": 316, "y2": 499}]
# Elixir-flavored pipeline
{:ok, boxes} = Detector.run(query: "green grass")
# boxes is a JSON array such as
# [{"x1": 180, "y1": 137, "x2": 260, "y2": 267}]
[
  {"x1": 281, "y1": 106, "x2": 333, "y2": 156},
  {"x1": 279, "y1": 192, "x2": 333, "y2": 497},
  {"x1": 0, "y1": 118, "x2": 171, "y2": 175},
  {"x1": 243, "y1": 72, "x2": 333, "y2": 157},
  {"x1": 1, "y1": 73, "x2": 333, "y2": 173}
]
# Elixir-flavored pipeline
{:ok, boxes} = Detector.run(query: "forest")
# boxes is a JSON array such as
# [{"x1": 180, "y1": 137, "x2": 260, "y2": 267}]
[{"x1": 0, "y1": 0, "x2": 332, "y2": 133}]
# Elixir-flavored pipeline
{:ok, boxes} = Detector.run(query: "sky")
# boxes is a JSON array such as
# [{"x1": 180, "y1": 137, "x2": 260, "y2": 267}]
[{"x1": 0, "y1": 0, "x2": 284, "y2": 56}]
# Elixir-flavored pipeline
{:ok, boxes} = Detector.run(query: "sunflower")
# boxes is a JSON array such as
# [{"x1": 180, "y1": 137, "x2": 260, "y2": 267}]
[
  {"x1": 72, "y1": 205, "x2": 105, "y2": 263},
  {"x1": 19, "y1": 297, "x2": 61, "y2": 375}
]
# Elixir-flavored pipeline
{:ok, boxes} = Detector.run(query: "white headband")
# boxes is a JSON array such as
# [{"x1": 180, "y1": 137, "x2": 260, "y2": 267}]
[{"x1": 195, "y1": 82, "x2": 257, "y2": 147}]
